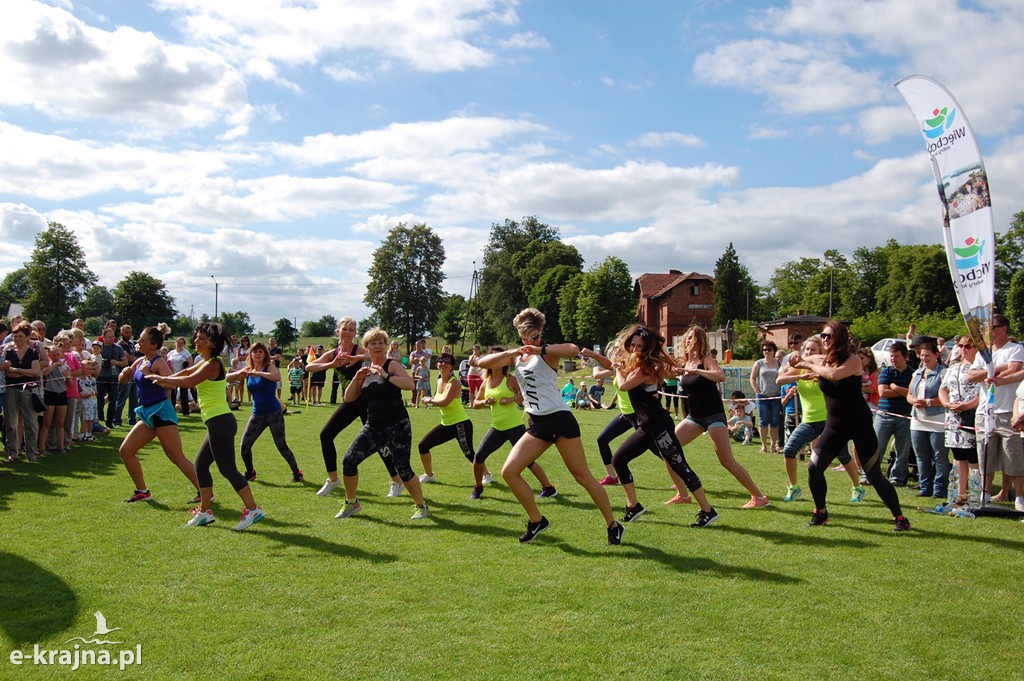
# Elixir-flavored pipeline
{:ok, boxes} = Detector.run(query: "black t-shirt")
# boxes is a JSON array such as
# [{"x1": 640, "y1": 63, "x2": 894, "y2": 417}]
[
  {"x1": 268, "y1": 347, "x2": 282, "y2": 367},
  {"x1": 5, "y1": 346, "x2": 39, "y2": 386}
]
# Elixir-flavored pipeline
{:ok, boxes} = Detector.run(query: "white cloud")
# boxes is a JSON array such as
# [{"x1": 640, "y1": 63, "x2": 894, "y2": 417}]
[
  {"x1": 632, "y1": 132, "x2": 704, "y2": 149},
  {"x1": 499, "y1": 31, "x2": 550, "y2": 50},
  {"x1": 0, "y1": 202, "x2": 47, "y2": 242},
  {"x1": 748, "y1": 126, "x2": 788, "y2": 140}
]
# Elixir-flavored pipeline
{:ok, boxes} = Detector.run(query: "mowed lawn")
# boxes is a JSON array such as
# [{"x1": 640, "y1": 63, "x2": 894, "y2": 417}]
[{"x1": 1, "y1": 400, "x2": 1022, "y2": 680}]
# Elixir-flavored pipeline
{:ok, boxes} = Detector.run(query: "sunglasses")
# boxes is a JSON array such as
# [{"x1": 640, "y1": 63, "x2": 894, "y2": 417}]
[
  {"x1": 521, "y1": 333, "x2": 541, "y2": 342},
  {"x1": 958, "y1": 343, "x2": 974, "y2": 349},
  {"x1": 819, "y1": 332, "x2": 833, "y2": 340}
]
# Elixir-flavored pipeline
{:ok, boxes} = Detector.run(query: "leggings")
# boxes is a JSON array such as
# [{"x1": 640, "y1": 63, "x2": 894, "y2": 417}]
[
  {"x1": 809, "y1": 418, "x2": 903, "y2": 516},
  {"x1": 612, "y1": 424, "x2": 703, "y2": 492},
  {"x1": 596, "y1": 413, "x2": 637, "y2": 466},
  {"x1": 195, "y1": 413, "x2": 248, "y2": 491},
  {"x1": 473, "y1": 424, "x2": 542, "y2": 473},
  {"x1": 342, "y1": 418, "x2": 415, "y2": 482},
  {"x1": 240, "y1": 410, "x2": 300, "y2": 475},
  {"x1": 418, "y1": 420, "x2": 474, "y2": 460},
  {"x1": 321, "y1": 400, "x2": 399, "y2": 477}
]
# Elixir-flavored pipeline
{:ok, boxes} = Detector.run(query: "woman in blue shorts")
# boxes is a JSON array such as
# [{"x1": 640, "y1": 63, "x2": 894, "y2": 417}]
[
  {"x1": 117, "y1": 323, "x2": 200, "y2": 504},
  {"x1": 675, "y1": 325, "x2": 770, "y2": 509}
]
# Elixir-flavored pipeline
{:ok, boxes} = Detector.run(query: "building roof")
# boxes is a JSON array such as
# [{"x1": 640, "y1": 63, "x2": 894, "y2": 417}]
[{"x1": 635, "y1": 271, "x2": 715, "y2": 299}]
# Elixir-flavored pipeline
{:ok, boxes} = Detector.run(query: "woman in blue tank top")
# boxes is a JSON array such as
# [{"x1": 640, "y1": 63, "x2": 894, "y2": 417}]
[
  {"x1": 227, "y1": 342, "x2": 303, "y2": 483},
  {"x1": 116, "y1": 323, "x2": 200, "y2": 504}
]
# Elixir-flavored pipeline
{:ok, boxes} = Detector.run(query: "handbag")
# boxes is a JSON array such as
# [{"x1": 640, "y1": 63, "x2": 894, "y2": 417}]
[{"x1": 30, "y1": 391, "x2": 45, "y2": 413}]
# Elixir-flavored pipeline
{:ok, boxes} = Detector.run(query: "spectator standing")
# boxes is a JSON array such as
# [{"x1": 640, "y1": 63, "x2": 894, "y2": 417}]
[
  {"x1": 96, "y1": 328, "x2": 128, "y2": 430},
  {"x1": 939, "y1": 337, "x2": 980, "y2": 505},
  {"x1": 166, "y1": 337, "x2": 193, "y2": 415},
  {"x1": 876, "y1": 341, "x2": 914, "y2": 486},
  {"x1": 113, "y1": 324, "x2": 139, "y2": 427}
]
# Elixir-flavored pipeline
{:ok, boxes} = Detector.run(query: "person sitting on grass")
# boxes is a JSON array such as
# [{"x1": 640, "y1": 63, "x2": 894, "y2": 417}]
[{"x1": 728, "y1": 404, "x2": 753, "y2": 445}]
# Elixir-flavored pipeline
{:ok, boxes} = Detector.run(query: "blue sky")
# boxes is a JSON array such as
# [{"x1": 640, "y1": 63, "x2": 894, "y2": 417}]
[{"x1": 2, "y1": 0, "x2": 1023, "y2": 332}]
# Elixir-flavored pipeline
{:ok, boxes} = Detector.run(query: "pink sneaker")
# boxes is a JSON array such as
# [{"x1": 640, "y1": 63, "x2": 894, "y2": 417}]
[
  {"x1": 741, "y1": 495, "x2": 771, "y2": 509},
  {"x1": 598, "y1": 475, "x2": 619, "y2": 486},
  {"x1": 664, "y1": 493, "x2": 692, "y2": 505}
]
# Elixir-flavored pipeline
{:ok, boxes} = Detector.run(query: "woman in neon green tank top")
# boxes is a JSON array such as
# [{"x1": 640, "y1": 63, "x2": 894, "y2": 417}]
[
  {"x1": 467, "y1": 346, "x2": 555, "y2": 500},
  {"x1": 418, "y1": 352, "x2": 479, "y2": 488},
  {"x1": 150, "y1": 322, "x2": 265, "y2": 531}
]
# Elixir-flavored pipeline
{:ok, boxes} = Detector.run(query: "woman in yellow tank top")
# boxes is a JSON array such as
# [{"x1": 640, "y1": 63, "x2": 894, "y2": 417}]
[{"x1": 467, "y1": 346, "x2": 556, "y2": 500}]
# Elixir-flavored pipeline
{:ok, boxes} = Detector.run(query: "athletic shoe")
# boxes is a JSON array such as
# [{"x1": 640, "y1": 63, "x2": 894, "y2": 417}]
[
  {"x1": 419, "y1": 473, "x2": 436, "y2": 484},
  {"x1": 518, "y1": 516, "x2": 550, "y2": 543},
  {"x1": 186, "y1": 508, "x2": 215, "y2": 527},
  {"x1": 893, "y1": 515, "x2": 911, "y2": 532},
  {"x1": 782, "y1": 485, "x2": 802, "y2": 502},
  {"x1": 807, "y1": 509, "x2": 829, "y2": 527},
  {"x1": 598, "y1": 475, "x2": 619, "y2": 486},
  {"x1": 334, "y1": 500, "x2": 362, "y2": 519},
  {"x1": 482, "y1": 472, "x2": 494, "y2": 485},
  {"x1": 387, "y1": 482, "x2": 404, "y2": 497},
  {"x1": 292, "y1": 469, "x2": 304, "y2": 483},
  {"x1": 691, "y1": 508, "x2": 719, "y2": 528},
  {"x1": 317, "y1": 478, "x2": 341, "y2": 496},
  {"x1": 244, "y1": 469, "x2": 257, "y2": 482},
  {"x1": 608, "y1": 522, "x2": 625, "y2": 545},
  {"x1": 539, "y1": 486, "x2": 558, "y2": 498},
  {"x1": 125, "y1": 489, "x2": 152, "y2": 503},
  {"x1": 850, "y1": 485, "x2": 866, "y2": 503},
  {"x1": 470, "y1": 485, "x2": 484, "y2": 500},
  {"x1": 410, "y1": 504, "x2": 430, "y2": 520},
  {"x1": 1016, "y1": 498, "x2": 1024, "y2": 513},
  {"x1": 621, "y1": 503, "x2": 647, "y2": 523},
  {"x1": 664, "y1": 493, "x2": 692, "y2": 505},
  {"x1": 234, "y1": 506, "x2": 266, "y2": 531},
  {"x1": 741, "y1": 495, "x2": 771, "y2": 509},
  {"x1": 188, "y1": 493, "x2": 215, "y2": 504}
]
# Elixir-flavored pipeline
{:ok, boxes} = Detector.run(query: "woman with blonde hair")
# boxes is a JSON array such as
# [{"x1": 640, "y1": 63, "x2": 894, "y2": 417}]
[
  {"x1": 608, "y1": 325, "x2": 719, "y2": 527},
  {"x1": 674, "y1": 325, "x2": 770, "y2": 509},
  {"x1": 476, "y1": 308, "x2": 623, "y2": 544}
]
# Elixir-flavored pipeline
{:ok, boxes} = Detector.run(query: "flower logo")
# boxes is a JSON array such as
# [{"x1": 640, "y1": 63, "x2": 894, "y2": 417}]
[
  {"x1": 953, "y1": 236, "x2": 984, "y2": 269},
  {"x1": 922, "y1": 106, "x2": 957, "y2": 139}
]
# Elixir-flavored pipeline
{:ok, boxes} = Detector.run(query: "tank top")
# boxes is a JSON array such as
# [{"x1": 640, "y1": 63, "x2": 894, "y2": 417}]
[
  {"x1": 196, "y1": 357, "x2": 231, "y2": 422},
  {"x1": 515, "y1": 353, "x2": 567, "y2": 416},
  {"x1": 335, "y1": 344, "x2": 363, "y2": 381},
  {"x1": 5, "y1": 346, "x2": 39, "y2": 386},
  {"x1": 613, "y1": 376, "x2": 634, "y2": 416},
  {"x1": 819, "y1": 371, "x2": 871, "y2": 426},
  {"x1": 437, "y1": 374, "x2": 469, "y2": 426},
  {"x1": 247, "y1": 374, "x2": 280, "y2": 416},
  {"x1": 794, "y1": 375, "x2": 826, "y2": 423},
  {"x1": 677, "y1": 362, "x2": 725, "y2": 419},
  {"x1": 628, "y1": 380, "x2": 672, "y2": 431},
  {"x1": 361, "y1": 358, "x2": 406, "y2": 426},
  {"x1": 484, "y1": 375, "x2": 522, "y2": 431},
  {"x1": 134, "y1": 356, "x2": 170, "y2": 407}
]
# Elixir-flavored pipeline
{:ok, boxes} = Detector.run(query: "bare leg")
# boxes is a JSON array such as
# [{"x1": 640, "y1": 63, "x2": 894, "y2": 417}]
[
  {"x1": 707, "y1": 427, "x2": 765, "y2": 498},
  {"x1": 154, "y1": 425, "x2": 200, "y2": 490},
  {"x1": 119, "y1": 422, "x2": 159, "y2": 490},
  {"x1": 501, "y1": 435, "x2": 548, "y2": 522},
  {"x1": 555, "y1": 436, "x2": 615, "y2": 527}
]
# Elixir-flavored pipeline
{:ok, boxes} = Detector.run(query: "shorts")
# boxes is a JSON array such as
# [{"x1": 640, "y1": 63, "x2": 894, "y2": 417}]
[
  {"x1": 416, "y1": 381, "x2": 431, "y2": 392},
  {"x1": 950, "y1": 446, "x2": 979, "y2": 464},
  {"x1": 134, "y1": 399, "x2": 179, "y2": 429},
  {"x1": 978, "y1": 412, "x2": 1024, "y2": 476},
  {"x1": 683, "y1": 412, "x2": 728, "y2": 432},
  {"x1": 526, "y1": 410, "x2": 581, "y2": 443},
  {"x1": 757, "y1": 394, "x2": 782, "y2": 428},
  {"x1": 44, "y1": 391, "x2": 68, "y2": 407}
]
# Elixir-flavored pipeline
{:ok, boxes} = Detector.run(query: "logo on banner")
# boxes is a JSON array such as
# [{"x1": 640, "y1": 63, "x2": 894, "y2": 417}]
[
  {"x1": 954, "y1": 236, "x2": 985, "y2": 268},
  {"x1": 923, "y1": 106, "x2": 957, "y2": 138}
]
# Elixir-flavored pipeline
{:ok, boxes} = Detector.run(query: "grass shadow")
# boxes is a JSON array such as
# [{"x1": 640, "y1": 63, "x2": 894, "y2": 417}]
[
  {"x1": 255, "y1": 528, "x2": 400, "y2": 562},
  {"x1": 358, "y1": 512, "x2": 513, "y2": 539},
  {"x1": 0, "y1": 552, "x2": 79, "y2": 646}
]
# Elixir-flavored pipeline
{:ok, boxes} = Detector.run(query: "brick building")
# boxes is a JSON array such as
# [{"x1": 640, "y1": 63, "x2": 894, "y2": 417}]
[
  {"x1": 634, "y1": 270, "x2": 715, "y2": 345},
  {"x1": 757, "y1": 313, "x2": 845, "y2": 349}
]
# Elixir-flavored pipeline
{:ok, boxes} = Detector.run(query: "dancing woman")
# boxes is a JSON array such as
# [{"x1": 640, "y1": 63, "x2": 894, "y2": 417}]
[
  {"x1": 790, "y1": 320, "x2": 910, "y2": 531},
  {"x1": 308, "y1": 317, "x2": 404, "y2": 497},
  {"x1": 468, "y1": 346, "x2": 556, "y2": 500},
  {"x1": 418, "y1": 352, "x2": 478, "y2": 486},
  {"x1": 476, "y1": 308, "x2": 623, "y2": 545},
  {"x1": 149, "y1": 322, "x2": 265, "y2": 531},
  {"x1": 580, "y1": 346, "x2": 632, "y2": 485},
  {"x1": 607, "y1": 325, "x2": 719, "y2": 527},
  {"x1": 227, "y1": 342, "x2": 303, "y2": 483},
  {"x1": 117, "y1": 324, "x2": 200, "y2": 504},
  {"x1": 674, "y1": 325, "x2": 770, "y2": 509},
  {"x1": 333, "y1": 328, "x2": 429, "y2": 520}
]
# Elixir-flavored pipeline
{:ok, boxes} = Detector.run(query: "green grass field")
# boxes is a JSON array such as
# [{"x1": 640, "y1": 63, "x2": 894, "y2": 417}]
[{"x1": 2, "y1": 399, "x2": 1022, "y2": 680}]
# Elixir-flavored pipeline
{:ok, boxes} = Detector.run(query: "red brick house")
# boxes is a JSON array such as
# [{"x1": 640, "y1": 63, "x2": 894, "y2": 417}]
[{"x1": 634, "y1": 270, "x2": 715, "y2": 344}]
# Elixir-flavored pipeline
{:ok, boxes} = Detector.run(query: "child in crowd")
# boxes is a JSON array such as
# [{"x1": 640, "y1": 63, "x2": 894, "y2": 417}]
[
  {"x1": 780, "y1": 381, "x2": 800, "y2": 451},
  {"x1": 287, "y1": 357, "x2": 304, "y2": 405},
  {"x1": 78, "y1": 358, "x2": 98, "y2": 442},
  {"x1": 414, "y1": 357, "x2": 431, "y2": 407},
  {"x1": 39, "y1": 344, "x2": 70, "y2": 453},
  {"x1": 728, "y1": 404, "x2": 754, "y2": 445}
]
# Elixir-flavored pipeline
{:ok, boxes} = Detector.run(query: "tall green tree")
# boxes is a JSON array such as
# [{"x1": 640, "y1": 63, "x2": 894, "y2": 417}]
[
  {"x1": 364, "y1": 222, "x2": 446, "y2": 348},
  {"x1": 0, "y1": 267, "x2": 31, "y2": 317},
  {"x1": 527, "y1": 265, "x2": 580, "y2": 344},
  {"x1": 1006, "y1": 268, "x2": 1024, "y2": 333},
  {"x1": 843, "y1": 241, "x2": 897, "y2": 318},
  {"x1": 557, "y1": 273, "x2": 584, "y2": 342},
  {"x1": 433, "y1": 294, "x2": 468, "y2": 346},
  {"x1": 111, "y1": 271, "x2": 176, "y2": 331},
  {"x1": 77, "y1": 284, "x2": 115, "y2": 321},
  {"x1": 995, "y1": 210, "x2": 1024, "y2": 313},
  {"x1": 300, "y1": 315, "x2": 338, "y2": 338},
  {"x1": 712, "y1": 243, "x2": 755, "y2": 327},
  {"x1": 876, "y1": 243, "x2": 955, "y2": 319},
  {"x1": 572, "y1": 257, "x2": 636, "y2": 347},
  {"x1": 271, "y1": 317, "x2": 299, "y2": 349},
  {"x1": 767, "y1": 257, "x2": 825, "y2": 316},
  {"x1": 218, "y1": 310, "x2": 255, "y2": 337},
  {"x1": 24, "y1": 222, "x2": 97, "y2": 330}
]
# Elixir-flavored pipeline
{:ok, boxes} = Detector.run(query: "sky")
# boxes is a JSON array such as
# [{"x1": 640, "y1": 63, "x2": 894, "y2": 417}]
[{"x1": 2, "y1": 0, "x2": 1024, "y2": 333}]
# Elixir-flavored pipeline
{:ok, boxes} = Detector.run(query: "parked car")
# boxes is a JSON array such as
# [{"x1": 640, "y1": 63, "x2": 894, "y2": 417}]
[{"x1": 871, "y1": 338, "x2": 902, "y2": 369}]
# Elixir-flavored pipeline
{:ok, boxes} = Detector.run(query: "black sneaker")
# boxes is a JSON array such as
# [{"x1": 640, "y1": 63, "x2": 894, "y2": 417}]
[
  {"x1": 691, "y1": 508, "x2": 719, "y2": 528},
  {"x1": 807, "y1": 509, "x2": 829, "y2": 526},
  {"x1": 608, "y1": 522, "x2": 625, "y2": 545},
  {"x1": 518, "y1": 516, "x2": 550, "y2": 543},
  {"x1": 292, "y1": 469, "x2": 304, "y2": 483},
  {"x1": 539, "y1": 486, "x2": 558, "y2": 498},
  {"x1": 893, "y1": 515, "x2": 911, "y2": 532},
  {"x1": 245, "y1": 469, "x2": 257, "y2": 482},
  {"x1": 621, "y1": 503, "x2": 647, "y2": 523}
]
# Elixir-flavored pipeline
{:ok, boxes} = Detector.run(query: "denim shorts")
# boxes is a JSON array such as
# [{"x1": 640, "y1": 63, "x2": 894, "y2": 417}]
[
  {"x1": 683, "y1": 412, "x2": 727, "y2": 431},
  {"x1": 757, "y1": 394, "x2": 782, "y2": 428}
]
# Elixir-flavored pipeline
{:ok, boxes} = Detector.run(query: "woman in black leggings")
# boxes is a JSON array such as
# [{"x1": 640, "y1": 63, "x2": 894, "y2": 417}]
[
  {"x1": 308, "y1": 317, "x2": 403, "y2": 497},
  {"x1": 791, "y1": 320, "x2": 910, "y2": 531},
  {"x1": 332, "y1": 328, "x2": 429, "y2": 521}
]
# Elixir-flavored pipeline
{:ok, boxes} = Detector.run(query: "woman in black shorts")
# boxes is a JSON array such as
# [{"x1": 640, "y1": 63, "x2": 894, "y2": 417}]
[{"x1": 791, "y1": 320, "x2": 910, "y2": 531}]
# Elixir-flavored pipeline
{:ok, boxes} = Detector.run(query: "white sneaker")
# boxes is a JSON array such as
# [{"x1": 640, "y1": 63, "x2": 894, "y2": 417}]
[
  {"x1": 387, "y1": 482, "x2": 404, "y2": 497},
  {"x1": 234, "y1": 507, "x2": 266, "y2": 531},
  {"x1": 317, "y1": 478, "x2": 341, "y2": 496},
  {"x1": 1015, "y1": 498, "x2": 1024, "y2": 513},
  {"x1": 419, "y1": 474, "x2": 436, "y2": 484},
  {"x1": 411, "y1": 504, "x2": 430, "y2": 520},
  {"x1": 186, "y1": 508, "x2": 215, "y2": 527},
  {"x1": 482, "y1": 472, "x2": 494, "y2": 485}
]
